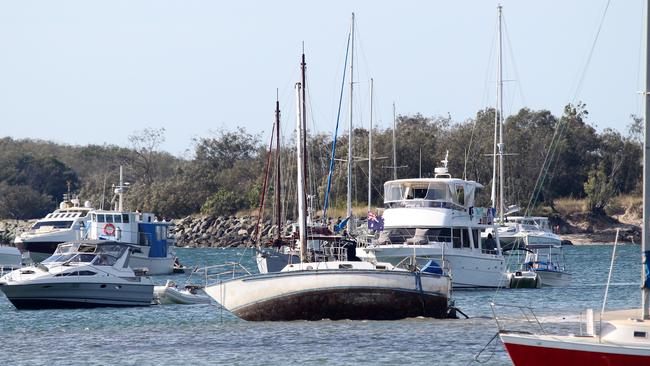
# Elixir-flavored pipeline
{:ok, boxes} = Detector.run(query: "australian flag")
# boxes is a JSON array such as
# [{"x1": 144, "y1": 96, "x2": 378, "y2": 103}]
[{"x1": 367, "y1": 211, "x2": 384, "y2": 231}]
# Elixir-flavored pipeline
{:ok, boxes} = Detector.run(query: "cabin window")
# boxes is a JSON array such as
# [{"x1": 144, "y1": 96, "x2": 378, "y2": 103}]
[
  {"x1": 122, "y1": 214, "x2": 130, "y2": 223},
  {"x1": 462, "y1": 229, "x2": 471, "y2": 248},
  {"x1": 472, "y1": 229, "x2": 480, "y2": 249},
  {"x1": 105, "y1": 215, "x2": 113, "y2": 223},
  {"x1": 97, "y1": 214, "x2": 105, "y2": 223},
  {"x1": 453, "y1": 228, "x2": 462, "y2": 248},
  {"x1": 455, "y1": 185, "x2": 465, "y2": 206},
  {"x1": 31, "y1": 221, "x2": 73, "y2": 230},
  {"x1": 407, "y1": 186, "x2": 429, "y2": 199},
  {"x1": 426, "y1": 183, "x2": 448, "y2": 200},
  {"x1": 339, "y1": 264, "x2": 353, "y2": 269},
  {"x1": 113, "y1": 215, "x2": 122, "y2": 223},
  {"x1": 384, "y1": 182, "x2": 405, "y2": 201},
  {"x1": 91, "y1": 214, "x2": 96, "y2": 221},
  {"x1": 634, "y1": 331, "x2": 647, "y2": 338}
]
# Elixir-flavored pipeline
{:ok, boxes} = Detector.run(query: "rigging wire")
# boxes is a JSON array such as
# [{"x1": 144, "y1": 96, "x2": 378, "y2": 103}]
[
  {"x1": 323, "y1": 31, "x2": 352, "y2": 219},
  {"x1": 526, "y1": 0, "x2": 612, "y2": 213}
]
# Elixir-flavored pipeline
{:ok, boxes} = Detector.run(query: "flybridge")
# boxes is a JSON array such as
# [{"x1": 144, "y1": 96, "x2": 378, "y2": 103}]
[{"x1": 383, "y1": 178, "x2": 482, "y2": 212}]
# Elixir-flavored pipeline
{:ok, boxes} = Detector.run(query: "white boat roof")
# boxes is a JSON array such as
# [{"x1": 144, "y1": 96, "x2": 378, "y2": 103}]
[
  {"x1": 384, "y1": 177, "x2": 484, "y2": 188},
  {"x1": 507, "y1": 216, "x2": 549, "y2": 221}
]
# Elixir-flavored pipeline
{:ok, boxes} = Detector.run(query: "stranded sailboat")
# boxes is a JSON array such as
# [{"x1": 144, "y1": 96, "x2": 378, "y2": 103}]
[{"x1": 205, "y1": 47, "x2": 452, "y2": 321}]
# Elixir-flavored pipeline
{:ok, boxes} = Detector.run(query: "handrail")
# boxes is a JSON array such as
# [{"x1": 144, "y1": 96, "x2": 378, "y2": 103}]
[
  {"x1": 490, "y1": 302, "x2": 546, "y2": 335},
  {"x1": 193, "y1": 262, "x2": 252, "y2": 286}
]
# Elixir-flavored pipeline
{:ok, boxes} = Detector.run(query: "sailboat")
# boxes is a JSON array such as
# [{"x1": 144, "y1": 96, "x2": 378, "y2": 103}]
[
  {"x1": 499, "y1": 1, "x2": 650, "y2": 363},
  {"x1": 484, "y1": 5, "x2": 567, "y2": 288},
  {"x1": 257, "y1": 13, "x2": 361, "y2": 274},
  {"x1": 204, "y1": 51, "x2": 452, "y2": 321}
]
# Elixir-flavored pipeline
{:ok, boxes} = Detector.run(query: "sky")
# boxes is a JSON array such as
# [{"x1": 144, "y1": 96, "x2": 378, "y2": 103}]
[{"x1": 0, "y1": 0, "x2": 643, "y2": 156}]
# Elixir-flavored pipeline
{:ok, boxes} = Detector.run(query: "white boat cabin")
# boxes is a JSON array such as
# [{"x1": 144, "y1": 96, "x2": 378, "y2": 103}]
[
  {"x1": 504, "y1": 216, "x2": 554, "y2": 233},
  {"x1": 84, "y1": 211, "x2": 171, "y2": 259},
  {"x1": 382, "y1": 177, "x2": 493, "y2": 226}
]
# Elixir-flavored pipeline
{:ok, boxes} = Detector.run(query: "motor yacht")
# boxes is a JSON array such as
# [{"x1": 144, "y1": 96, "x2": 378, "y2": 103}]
[
  {"x1": 0, "y1": 240, "x2": 154, "y2": 309},
  {"x1": 495, "y1": 216, "x2": 562, "y2": 251},
  {"x1": 15, "y1": 195, "x2": 94, "y2": 262},
  {"x1": 357, "y1": 156, "x2": 509, "y2": 289}
]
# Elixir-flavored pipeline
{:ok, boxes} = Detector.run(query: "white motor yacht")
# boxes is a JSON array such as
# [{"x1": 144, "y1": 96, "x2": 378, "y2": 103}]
[
  {"x1": 357, "y1": 157, "x2": 508, "y2": 289},
  {"x1": 495, "y1": 216, "x2": 562, "y2": 251},
  {"x1": 15, "y1": 195, "x2": 94, "y2": 262},
  {"x1": 0, "y1": 240, "x2": 154, "y2": 309},
  {"x1": 78, "y1": 167, "x2": 176, "y2": 275}
]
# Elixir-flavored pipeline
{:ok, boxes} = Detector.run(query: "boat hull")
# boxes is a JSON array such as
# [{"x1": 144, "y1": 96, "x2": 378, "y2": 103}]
[
  {"x1": 206, "y1": 269, "x2": 450, "y2": 321},
  {"x1": 129, "y1": 255, "x2": 175, "y2": 275},
  {"x1": 0, "y1": 282, "x2": 154, "y2": 309},
  {"x1": 0, "y1": 246, "x2": 21, "y2": 270},
  {"x1": 357, "y1": 245, "x2": 506, "y2": 288},
  {"x1": 500, "y1": 332, "x2": 650, "y2": 366},
  {"x1": 536, "y1": 270, "x2": 571, "y2": 287}
]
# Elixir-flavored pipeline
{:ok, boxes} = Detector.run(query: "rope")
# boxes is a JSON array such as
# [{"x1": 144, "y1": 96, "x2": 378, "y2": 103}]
[{"x1": 468, "y1": 332, "x2": 500, "y2": 365}]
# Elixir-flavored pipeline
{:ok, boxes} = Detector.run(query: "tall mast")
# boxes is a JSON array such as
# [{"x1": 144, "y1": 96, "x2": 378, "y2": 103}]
[
  {"x1": 392, "y1": 102, "x2": 397, "y2": 180},
  {"x1": 301, "y1": 48, "x2": 310, "y2": 223},
  {"x1": 368, "y1": 78, "x2": 373, "y2": 213},
  {"x1": 497, "y1": 4, "x2": 505, "y2": 223},
  {"x1": 347, "y1": 13, "x2": 355, "y2": 220},
  {"x1": 642, "y1": 0, "x2": 650, "y2": 319},
  {"x1": 295, "y1": 81, "x2": 307, "y2": 262},
  {"x1": 275, "y1": 91, "x2": 282, "y2": 241}
]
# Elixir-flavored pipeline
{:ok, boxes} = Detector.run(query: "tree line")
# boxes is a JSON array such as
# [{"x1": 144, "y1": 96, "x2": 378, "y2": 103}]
[{"x1": 0, "y1": 103, "x2": 640, "y2": 220}]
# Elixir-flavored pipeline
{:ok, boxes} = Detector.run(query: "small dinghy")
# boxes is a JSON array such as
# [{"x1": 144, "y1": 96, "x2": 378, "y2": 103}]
[{"x1": 153, "y1": 280, "x2": 210, "y2": 305}]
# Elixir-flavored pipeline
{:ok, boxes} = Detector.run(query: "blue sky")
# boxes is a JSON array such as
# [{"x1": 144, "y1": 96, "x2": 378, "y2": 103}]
[{"x1": 0, "y1": 0, "x2": 643, "y2": 156}]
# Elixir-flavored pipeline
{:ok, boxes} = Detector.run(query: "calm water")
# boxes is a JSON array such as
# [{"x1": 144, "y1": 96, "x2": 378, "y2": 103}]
[{"x1": 0, "y1": 244, "x2": 641, "y2": 365}]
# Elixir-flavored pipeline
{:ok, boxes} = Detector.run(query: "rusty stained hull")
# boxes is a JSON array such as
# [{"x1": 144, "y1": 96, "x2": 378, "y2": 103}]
[
  {"x1": 235, "y1": 287, "x2": 448, "y2": 321},
  {"x1": 206, "y1": 269, "x2": 450, "y2": 321}
]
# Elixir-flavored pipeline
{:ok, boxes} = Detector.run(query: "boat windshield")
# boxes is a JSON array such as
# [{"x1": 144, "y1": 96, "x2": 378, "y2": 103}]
[
  {"x1": 384, "y1": 182, "x2": 451, "y2": 202},
  {"x1": 43, "y1": 253, "x2": 97, "y2": 264},
  {"x1": 31, "y1": 220, "x2": 74, "y2": 230},
  {"x1": 44, "y1": 242, "x2": 127, "y2": 265}
]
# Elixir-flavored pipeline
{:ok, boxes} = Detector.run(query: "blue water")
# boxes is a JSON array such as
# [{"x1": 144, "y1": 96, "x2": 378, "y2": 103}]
[{"x1": 0, "y1": 245, "x2": 641, "y2": 365}]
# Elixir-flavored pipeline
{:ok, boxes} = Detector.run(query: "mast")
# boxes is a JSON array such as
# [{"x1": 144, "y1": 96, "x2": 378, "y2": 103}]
[
  {"x1": 295, "y1": 81, "x2": 307, "y2": 262},
  {"x1": 301, "y1": 48, "x2": 310, "y2": 223},
  {"x1": 368, "y1": 78, "x2": 373, "y2": 212},
  {"x1": 642, "y1": 0, "x2": 650, "y2": 319},
  {"x1": 275, "y1": 91, "x2": 282, "y2": 241},
  {"x1": 490, "y1": 5, "x2": 503, "y2": 220},
  {"x1": 497, "y1": 4, "x2": 505, "y2": 223},
  {"x1": 392, "y1": 102, "x2": 397, "y2": 180},
  {"x1": 347, "y1": 12, "x2": 355, "y2": 220}
]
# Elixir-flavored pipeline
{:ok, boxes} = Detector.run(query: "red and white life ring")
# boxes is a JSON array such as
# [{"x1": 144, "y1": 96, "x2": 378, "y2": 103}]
[{"x1": 103, "y1": 223, "x2": 116, "y2": 236}]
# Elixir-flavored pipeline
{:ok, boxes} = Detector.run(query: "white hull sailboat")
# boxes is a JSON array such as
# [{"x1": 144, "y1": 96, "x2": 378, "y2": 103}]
[
  {"x1": 499, "y1": 2, "x2": 650, "y2": 363},
  {"x1": 205, "y1": 261, "x2": 451, "y2": 321},
  {"x1": 206, "y1": 46, "x2": 452, "y2": 321}
]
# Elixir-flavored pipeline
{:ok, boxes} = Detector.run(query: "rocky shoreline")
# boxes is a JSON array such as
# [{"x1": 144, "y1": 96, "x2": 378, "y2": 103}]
[
  {"x1": 0, "y1": 213, "x2": 641, "y2": 247},
  {"x1": 170, "y1": 215, "x2": 285, "y2": 248}
]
